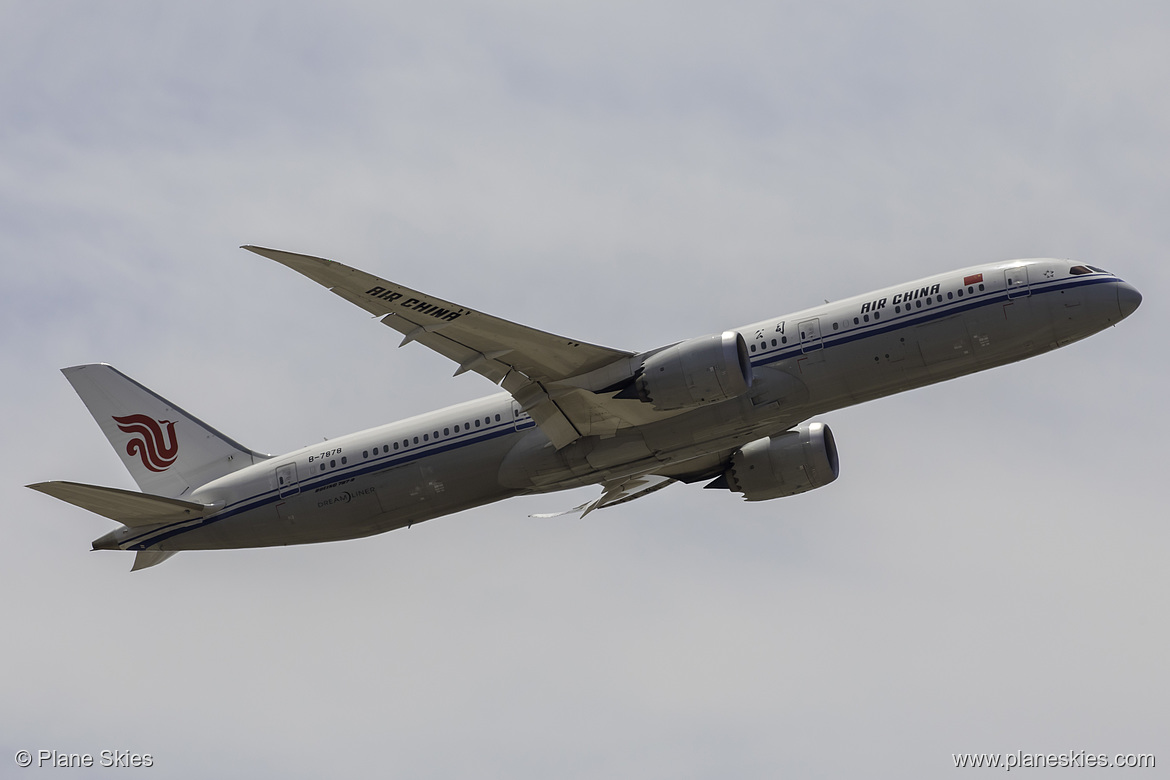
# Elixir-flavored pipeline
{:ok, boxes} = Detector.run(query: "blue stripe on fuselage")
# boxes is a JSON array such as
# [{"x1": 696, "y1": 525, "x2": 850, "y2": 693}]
[{"x1": 747, "y1": 275, "x2": 1116, "y2": 369}]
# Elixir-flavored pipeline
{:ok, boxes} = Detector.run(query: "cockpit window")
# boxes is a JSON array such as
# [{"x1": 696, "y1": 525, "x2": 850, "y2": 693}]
[
  {"x1": 1069, "y1": 265, "x2": 1093, "y2": 275},
  {"x1": 1088, "y1": 265, "x2": 1109, "y2": 274}
]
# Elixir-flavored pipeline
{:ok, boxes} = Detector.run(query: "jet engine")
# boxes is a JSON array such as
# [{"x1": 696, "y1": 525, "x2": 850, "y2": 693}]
[
  {"x1": 627, "y1": 331, "x2": 753, "y2": 411},
  {"x1": 712, "y1": 422, "x2": 840, "y2": 501}
]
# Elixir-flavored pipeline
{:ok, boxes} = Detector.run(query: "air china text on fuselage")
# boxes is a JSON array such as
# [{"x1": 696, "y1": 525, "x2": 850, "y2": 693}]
[{"x1": 28, "y1": 251, "x2": 1140, "y2": 570}]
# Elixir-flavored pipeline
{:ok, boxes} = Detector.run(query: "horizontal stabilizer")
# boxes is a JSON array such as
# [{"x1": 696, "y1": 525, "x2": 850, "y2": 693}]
[{"x1": 27, "y1": 481, "x2": 217, "y2": 527}]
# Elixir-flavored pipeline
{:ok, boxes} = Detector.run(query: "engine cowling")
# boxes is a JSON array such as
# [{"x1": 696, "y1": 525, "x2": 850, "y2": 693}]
[
  {"x1": 722, "y1": 422, "x2": 840, "y2": 501},
  {"x1": 634, "y1": 331, "x2": 753, "y2": 410}
]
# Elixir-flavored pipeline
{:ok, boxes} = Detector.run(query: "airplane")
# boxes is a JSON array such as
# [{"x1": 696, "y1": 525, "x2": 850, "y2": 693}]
[{"x1": 28, "y1": 248, "x2": 1141, "y2": 570}]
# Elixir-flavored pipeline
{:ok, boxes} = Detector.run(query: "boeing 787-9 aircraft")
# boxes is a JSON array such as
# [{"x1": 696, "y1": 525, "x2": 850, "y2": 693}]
[{"x1": 29, "y1": 247, "x2": 1141, "y2": 570}]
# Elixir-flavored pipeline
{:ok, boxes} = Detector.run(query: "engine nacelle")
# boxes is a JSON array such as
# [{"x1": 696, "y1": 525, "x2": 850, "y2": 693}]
[
  {"x1": 634, "y1": 331, "x2": 753, "y2": 410},
  {"x1": 722, "y1": 422, "x2": 840, "y2": 501}
]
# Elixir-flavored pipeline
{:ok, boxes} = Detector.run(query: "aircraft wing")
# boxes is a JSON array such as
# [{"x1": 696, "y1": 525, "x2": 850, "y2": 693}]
[{"x1": 245, "y1": 246, "x2": 639, "y2": 447}]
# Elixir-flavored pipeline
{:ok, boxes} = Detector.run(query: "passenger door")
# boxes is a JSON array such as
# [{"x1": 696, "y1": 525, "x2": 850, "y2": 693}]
[
  {"x1": 1005, "y1": 266, "x2": 1031, "y2": 299},
  {"x1": 276, "y1": 462, "x2": 299, "y2": 498}
]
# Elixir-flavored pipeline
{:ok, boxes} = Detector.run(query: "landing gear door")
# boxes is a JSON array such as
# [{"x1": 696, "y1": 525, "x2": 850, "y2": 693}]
[{"x1": 1005, "y1": 266, "x2": 1031, "y2": 299}]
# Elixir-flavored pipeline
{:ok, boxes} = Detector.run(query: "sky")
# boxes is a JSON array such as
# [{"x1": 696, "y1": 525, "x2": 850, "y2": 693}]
[{"x1": 2, "y1": 2, "x2": 1168, "y2": 777}]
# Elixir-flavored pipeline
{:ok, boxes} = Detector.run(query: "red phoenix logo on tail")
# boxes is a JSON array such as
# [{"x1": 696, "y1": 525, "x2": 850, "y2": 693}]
[{"x1": 113, "y1": 414, "x2": 179, "y2": 472}]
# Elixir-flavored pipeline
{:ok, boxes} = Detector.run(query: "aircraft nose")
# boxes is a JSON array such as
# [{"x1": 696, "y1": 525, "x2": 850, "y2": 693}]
[{"x1": 1116, "y1": 280, "x2": 1142, "y2": 320}]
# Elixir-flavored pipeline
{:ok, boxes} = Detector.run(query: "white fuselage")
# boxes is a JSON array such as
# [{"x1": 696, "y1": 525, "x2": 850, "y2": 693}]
[{"x1": 117, "y1": 259, "x2": 1137, "y2": 553}]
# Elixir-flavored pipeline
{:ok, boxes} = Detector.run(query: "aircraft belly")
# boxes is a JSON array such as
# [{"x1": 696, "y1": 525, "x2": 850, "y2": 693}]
[
  {"x1": 1049, "y1": 286, "x2": 1087, "y2": 332},
  {"x1": 163, "y1": 436, "x2": 523, "y2": 550},
  {"x1": 499, "y1": 408, "x2": 754, "y2": 492},
  {"x1": 1047, "y1": 284, "x2": 1116, "y2": 346},
  {"x1": 761, "y1": 291, "x2": 1068, "y2": 417},
  {"x1": 584, "y1": 433, "x2": 654, "y2": 470},
  {"x1": 916, "y1": 315, "x2": 975, "y2": 368},
  {"x1": 748, "y1": 365, "x2": 810, "y2": 408}
]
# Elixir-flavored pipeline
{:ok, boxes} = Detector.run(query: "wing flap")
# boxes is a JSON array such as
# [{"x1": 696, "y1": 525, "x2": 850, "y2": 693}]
[{"x1": 530, "y1": 474, "x2": 678, "y2": 518}]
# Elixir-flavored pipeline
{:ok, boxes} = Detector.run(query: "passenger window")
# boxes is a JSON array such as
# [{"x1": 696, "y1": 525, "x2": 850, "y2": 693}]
[
  {"x1": 329, "y1": 460, "x2": 335, "y2": 468},
  {"x1": 475, "y1": 419, "x2": 481, "y2": 428},
  {"x1": 874, "y1": 311, "x2": 880, "y2": 320},
  {"x1": 853, "y1": 317, "x2": 859, "y2": 325},
  {"x1": 771, "y1": 338, "x2": 777, "y2": 346},
  {"x1": 362, "y1": 450, "x2": 368, "y2": 458},
  {"x1": 495, "y1": 414, "x2": 501, "y2": 422},
  {"x1": 444, "y1": 427, "x2": 450, "y2": 436},
  {"x1": 394, "y1": 442, "x2": 399, "y2": 450},
  {"x1": 341, "y1": 457, "x2": 347, "y2": 465}
]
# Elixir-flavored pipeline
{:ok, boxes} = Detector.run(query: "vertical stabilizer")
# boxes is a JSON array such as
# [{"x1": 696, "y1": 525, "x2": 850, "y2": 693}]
[{"x1": 62, "y1": 364, "x2": 269, "y2": 498}]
